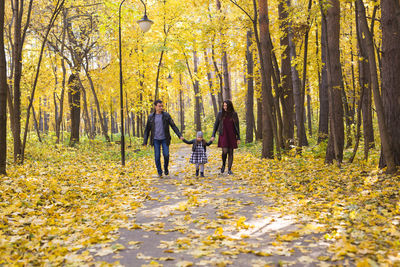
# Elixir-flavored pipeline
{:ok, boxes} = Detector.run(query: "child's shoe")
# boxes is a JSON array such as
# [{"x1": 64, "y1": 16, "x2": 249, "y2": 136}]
[
  {"x1": 227, "y1": 170, "x2": 233, "y2": 175},
  {"x1": 196, "y1": 169, "x2": 199, "y2": 176},
  {"x1": 221, "y1": 165, "x2": 225, "y2": 173},
  {"x1": 200, "y1": 172, "x2": 205, "y2": 177}
]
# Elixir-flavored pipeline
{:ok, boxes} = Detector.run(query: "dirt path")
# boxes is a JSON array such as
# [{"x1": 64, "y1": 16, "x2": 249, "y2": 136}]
[{"x1": 89, "y1": 144, "x2": 337, "y2": 266}]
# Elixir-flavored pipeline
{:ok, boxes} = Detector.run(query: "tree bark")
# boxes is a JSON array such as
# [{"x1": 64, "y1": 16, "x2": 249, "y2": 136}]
[
  {"x1": 78, "y1": 77, "x2": 93, "y2": 139},
  {"x1": 12, "y1": 0, "x2": 34, "y2": 163},
  {"x1": 356, "y1": 16, "x2": 375, "y2": 158},
  {"x1": 323, "y1": 0, "x2": 344, "y2": 164},
  {"x1": 307, "y1": 86, "x2": 312, "y2": 136},
  {"x1": 179, "y1": 74, "x2": 185, "y2": 133},
  {"x1": 279, "y1": 0, "x2": 294, "y2": 149},
  {"x1": 349, "y1": 65, "x2": 365, "y2": 163},
  {"x1": 258, "y1": 0, "x2": 275, "y2": 158},
  {"x1": 204, "y1": 50, "x2": 219, "y2": 118},
  {"x1": 256, "y1": 97, "x2": 263, "y2": 140},
  {"x1": 222, "y1": 51, "x2": 231, "y2": 100},
  {"x1": 318, "y1": 14, "x2": 329, "y2": 143},
  {"x1": 216, "y1": 0, "x2": 232, "y2": 101},
  {"x1": 31, "y1": 103, "x2": 42, "y2": 142},
  {"x1": 193, "y1": 51, "x2": 201, "y2": 131},
  {"x1": 341, "y1": 79, "x2": 352, "y2": 148},
  {"x1": 154, "y1": 49, "x2": 165, "y2": 101},
  {"x1": 130, "y1": 112, "x2": 135, "y2": 137},
  {"x1": 298, "y1": 0, "x2": 312, "y2": 148},
  {"x1": 68, "y1": 74, "x2": 80, "y2": 146},
  {"x1": 211, "y1": 41, "x2": 224, "y2": 108},
  {"x1": 246, "y1": 29, "x2": 255, "y2": 143},
  {"x1": 55, "y1": 8, "x2": 67, "y2": 144},
  {"x1": 0, "y1": 0, "x2": 7, "y2": 174},
  {"x1": 289, "y1": 21, "x2": 308, "y2": 147},
  {"x1": 84, "y1": 56, "x2": 110, "y2": 142},
  {"x1": 378, "y1": 0, "x2": 399, "y2": 171},
  {"x1": 269, "y1": 50, "x2": 284, "y2": 150}
]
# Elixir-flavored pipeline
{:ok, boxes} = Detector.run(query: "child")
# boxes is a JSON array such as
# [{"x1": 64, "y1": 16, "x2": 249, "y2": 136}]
[{"x1": 183, "y1": 131, "x2": 213, "y2": 177}]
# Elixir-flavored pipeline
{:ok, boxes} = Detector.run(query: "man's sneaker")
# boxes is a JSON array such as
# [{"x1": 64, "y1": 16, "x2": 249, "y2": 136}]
[
  {"x1": 221, "y1": 165, "x2": 225, "y2": 174},
  {"x1": 227, "y1": 170, "x2": 233, "y2": 175},
  {"x1": 158, "y1": 173, "x2": 163, "y2": 177},
  {"x1": 200, "y1": 172, "x2": 205, "y2": 177},
  {"x1": 164, "y1": 169, "x2": 169, "y2": 175},
  {"x1": 196, "y1": 169, "x2": 199, "y2": 177}
]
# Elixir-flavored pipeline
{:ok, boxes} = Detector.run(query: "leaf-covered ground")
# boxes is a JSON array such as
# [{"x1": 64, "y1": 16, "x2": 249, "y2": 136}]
[{"x1": 1, "y1": 141, "x2": 399, "y2": 266}]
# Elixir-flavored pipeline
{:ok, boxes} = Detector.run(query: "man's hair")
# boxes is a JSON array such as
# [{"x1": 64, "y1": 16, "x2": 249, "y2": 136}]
[{"x1": 154, "y1": 100, "x2": 163, "y2": 106}]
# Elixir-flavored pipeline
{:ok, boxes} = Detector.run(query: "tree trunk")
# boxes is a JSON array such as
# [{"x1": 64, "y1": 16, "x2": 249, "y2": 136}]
[
  {"x1": 204, "y1": 50, "x2": 219, "y2": 119},
  {"x1": 269, "y1": 49, "x2": 284, "y2": 150},
  {"x1": 216, "y1": 0, "x2": 231, "y2": 101},
  {"x1": 55, "y1": 9, "x2": 67, "y2": 144},
  {"x1": 39, "y1": 100, "x2": 43, "y2": 132},
  {"x1": 103, "y1": 111, "x2": 108, "y2": 134},
  {"x1": 6, "y1": 85, "x2": 15, "y2": 136},
  {"x1": 256, "y1": 97, "x2": 263, "y2": 140},
  {"x1": 279, "y1": 0, "x2": 294, "y2": 149},
  {"x1": 341, "y1": 79, "x2": 352, "y2": 148},
  {"x1": 324, "y1": 0, "x2": 344, "y2": 164},
  {"x1": 31, "y1": 103, "x2": 42, "y2": 142},
  {"x1": 222, "y1": 51, "x2": 231, "y2": 100},
  {"x1": 307, "y1": 86, "x2": 312, "y2": 136},
  {"x1": 298, "y1": 0, "x2": 312, "y2": 148},
  {"x1": 258, "y1": 0, "x2": 275, "y2": 158},
  {"x1": 179, "y1": 74, "x2": 185, "y2": 133},
  {"x1": 359, "y1": 48, "x2": 375, "y2": 156},
  {"x1": 193, "y1": 51, "x2": 201, "y2": 131},
  {"x1": 114, "y1": 111, "x2": 118, "y2": 134},
  {"x1": 84, "y1": 57, "x2": 110, "y2": 142},
  {"x1": 0, "y1": 0, "x2": 7, "y2": 174},
  {"x1": 356, "y1": 14, "x2": 375, "y2": 158},
  {"x1": 130, "y1": 112, "x2": 135, "y2": 137},
  {"x1": 349, "y1": 64, "x2": 365, "y2": 163},
  {"x1": 140, "y1": 112, "x2": 144, "y2": 137},
  {"x1": 78, "y1": 78, "x2": 93, "y2": 139},
  {"x1": 246, "y1": 29, "x2": 255, "y2": 143},
  {"x1": 43, "y1": 97, "x2": 49, "y2": 132},
  {"x1": 211, "y1": 42, "x2": 224, "y2": 108},
  {"x1": 379, "y1": 0, "x2": 399, "y2": 171},
  {"x1": 289, "y1": 23, "x2": 308, "y2": 147},
  {"x1": 12, "y1": 0, "x2": 28, "y2": 163},
  {"x1": 68, "y1": 74, "x2": 80, "y2": 146},
  {"x1": 154, "y1": 49, "x2": 165, "y2": 101},
  {"x1": 318, "y1": 13, "x2": 329, "y2": 143}
]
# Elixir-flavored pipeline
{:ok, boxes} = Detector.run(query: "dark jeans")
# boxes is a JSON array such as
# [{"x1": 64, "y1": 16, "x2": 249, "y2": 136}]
[{"x1": 153, "y1": 139, "x2": 169, "y2": 175}]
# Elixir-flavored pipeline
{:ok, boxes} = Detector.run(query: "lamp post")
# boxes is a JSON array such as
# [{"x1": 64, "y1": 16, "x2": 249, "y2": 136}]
[
  {"x1": 119, "y1": 0, "x2": 153, "y2": 166},
  {"x1": 166, "y1": 73, "x2": 173, "y2": 83}
]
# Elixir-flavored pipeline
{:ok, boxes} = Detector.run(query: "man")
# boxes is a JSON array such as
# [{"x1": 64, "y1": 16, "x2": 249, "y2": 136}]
[{"x1": 143, "y1": 100, "x2": 184, "y2": 177}]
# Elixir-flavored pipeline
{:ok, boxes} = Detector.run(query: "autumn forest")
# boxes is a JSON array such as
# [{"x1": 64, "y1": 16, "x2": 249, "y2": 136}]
[{"x1": 0, "y1": 0, "x2": 399, "y2": 265}]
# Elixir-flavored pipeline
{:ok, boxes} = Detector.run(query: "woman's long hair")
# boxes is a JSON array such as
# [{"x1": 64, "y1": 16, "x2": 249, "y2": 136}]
[{"x1": 222, "y1": 100, "x2": 235, "y2": 118}]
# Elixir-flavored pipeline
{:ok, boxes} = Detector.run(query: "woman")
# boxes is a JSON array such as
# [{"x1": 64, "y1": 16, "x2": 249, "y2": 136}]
[{"x1": 211, "y1": 100, "x2": 240, "y2": 175}]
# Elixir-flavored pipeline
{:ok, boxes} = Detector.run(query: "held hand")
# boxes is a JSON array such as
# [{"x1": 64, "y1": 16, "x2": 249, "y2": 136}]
[
  {"x1": 210, "y1": 137, "x2": 215, "y2": 142},
  {"x1": 180, "y1": 136, "x2": 184, "y2": 140},
  {"x1": 237, "y1": 140, "x2": 241, "y2": 145}
]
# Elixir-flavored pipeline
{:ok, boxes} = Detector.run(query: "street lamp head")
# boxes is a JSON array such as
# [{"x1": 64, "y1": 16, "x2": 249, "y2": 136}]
[
  {"x1": 137, "y1": 14, "x2": 153, "y2": 33},
  {"x1": 166, "y1": 73, "x2": 173, "y2": 83}
]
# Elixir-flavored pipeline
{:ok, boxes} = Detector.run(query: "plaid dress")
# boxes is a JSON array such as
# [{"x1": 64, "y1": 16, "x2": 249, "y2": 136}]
[{"x1": 190, "y1": 142, "x2": 208, "y2": 164}]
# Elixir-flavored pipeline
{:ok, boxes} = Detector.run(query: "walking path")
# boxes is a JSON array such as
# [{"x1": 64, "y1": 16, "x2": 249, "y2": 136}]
[{"x1": 89, "y1": 145, "x2": 338, "y2": 266}]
